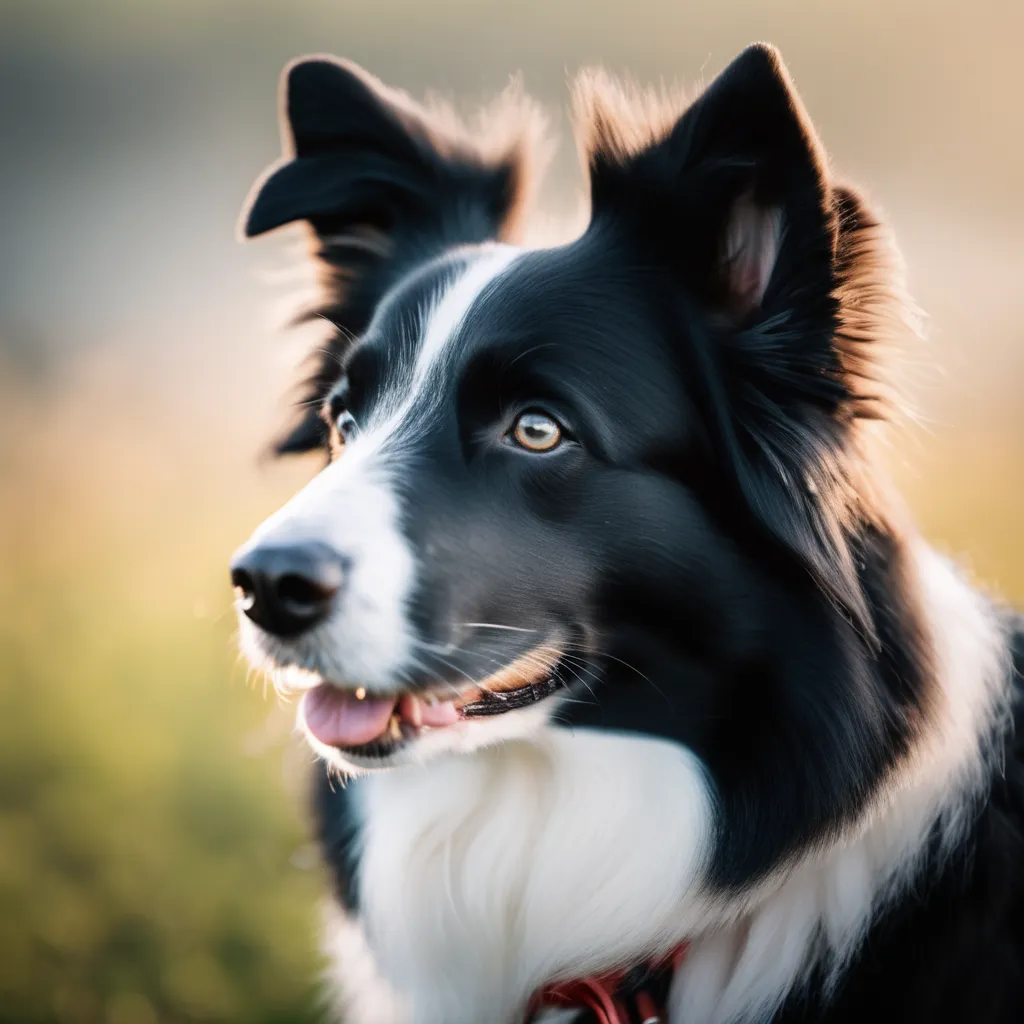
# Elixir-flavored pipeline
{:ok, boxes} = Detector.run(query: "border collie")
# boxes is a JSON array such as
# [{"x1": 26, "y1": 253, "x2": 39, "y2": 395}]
[{"x1": 230, "y1": 44, "x2": 1024, "y2": 1023}]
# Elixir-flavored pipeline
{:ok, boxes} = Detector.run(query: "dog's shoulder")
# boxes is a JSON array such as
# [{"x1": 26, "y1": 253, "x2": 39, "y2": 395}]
[{"x1": 775, "y1": 611, "x2": 1024, "y2": 1024}]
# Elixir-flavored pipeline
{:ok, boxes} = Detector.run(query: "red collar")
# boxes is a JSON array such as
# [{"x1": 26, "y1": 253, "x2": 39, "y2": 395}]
[{"x1": 527, "y1": 943, "x2": 689, "y2": 1024}]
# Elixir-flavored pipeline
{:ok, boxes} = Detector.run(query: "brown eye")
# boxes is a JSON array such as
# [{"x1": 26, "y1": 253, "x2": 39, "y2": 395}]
[{"x1": 512, "y1": 411, "x2": 562, "y2": 452}]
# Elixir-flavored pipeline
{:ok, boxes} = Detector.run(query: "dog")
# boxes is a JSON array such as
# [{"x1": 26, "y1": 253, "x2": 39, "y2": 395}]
[{"x1": 230, "y1": 43, "x2": 1024, "y2": 1023}]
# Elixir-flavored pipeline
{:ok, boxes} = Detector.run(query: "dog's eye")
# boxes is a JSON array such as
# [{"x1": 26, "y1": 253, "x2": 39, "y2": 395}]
[
  {"x1": 335, "y1": 411, "x2": 357, "y2": 439},
  {"x1": 324, "y1": 378, "x2": 357, "y2": 442},
  {"x1": 511, "y1": 411, "x2": 562, "y2": 452}
]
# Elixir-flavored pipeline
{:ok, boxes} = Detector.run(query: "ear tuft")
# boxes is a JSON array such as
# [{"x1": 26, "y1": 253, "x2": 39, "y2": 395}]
[
  {"x1": 829, "y1": 182, "x2": 923, "y2": 424},
  {"x1": 571, "y1": 67, "x2": 685, "y2": 174}
]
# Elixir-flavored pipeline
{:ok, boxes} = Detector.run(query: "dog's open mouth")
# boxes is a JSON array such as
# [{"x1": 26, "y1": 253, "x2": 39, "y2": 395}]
[{"x1": 300, "y1": 643, "x2": 564, "y2": 757}]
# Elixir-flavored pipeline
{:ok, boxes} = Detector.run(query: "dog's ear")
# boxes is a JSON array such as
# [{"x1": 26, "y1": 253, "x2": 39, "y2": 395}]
[
  {"x1": 577, "y1": 44, "x2": 892, "y2": 645},
  {"x1": 242, "y1": 56, "x2": 543, "y2": 453}
]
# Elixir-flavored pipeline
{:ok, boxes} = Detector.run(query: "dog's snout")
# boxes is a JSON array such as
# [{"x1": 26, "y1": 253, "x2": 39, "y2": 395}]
[{"x1": 230, "y1": 542, "x2": 347, "y2": 637}]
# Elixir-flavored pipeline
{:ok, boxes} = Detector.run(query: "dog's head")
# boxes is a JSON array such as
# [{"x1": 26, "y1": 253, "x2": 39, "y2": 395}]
[{"x1": 233, "y1": 45, "x2": 901, "y2": 777}]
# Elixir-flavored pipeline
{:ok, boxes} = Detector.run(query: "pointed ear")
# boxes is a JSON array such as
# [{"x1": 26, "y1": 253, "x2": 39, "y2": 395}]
[
  {"x1": 581, "y1": 43, "x2": 833, "y2": 320},
  {"x1": 578, "y1": 45, "x2": 894, "y2": 645},
  {"x1": 242, "y1": 56, "x2": 545, "y2": 454}
]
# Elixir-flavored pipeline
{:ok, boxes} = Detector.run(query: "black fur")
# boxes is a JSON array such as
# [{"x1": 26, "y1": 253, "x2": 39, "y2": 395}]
[
  {"x1": 776, "y1": 618, "x2": 1024, "y2": 1023},
  {"x1": 312, "y1": 769, "x2": 362, "y2": 914}
]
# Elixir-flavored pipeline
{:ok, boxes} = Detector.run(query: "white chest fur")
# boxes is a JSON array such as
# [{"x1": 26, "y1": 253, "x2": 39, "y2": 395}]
[{"x1": 353, "y1": 729, "x2": 713, "y2": 1024}]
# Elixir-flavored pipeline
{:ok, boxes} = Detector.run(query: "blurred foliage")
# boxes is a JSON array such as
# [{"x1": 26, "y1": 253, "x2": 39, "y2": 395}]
[{"x1": 0, "y1": 380, "x2": 326, "y2": 1024}]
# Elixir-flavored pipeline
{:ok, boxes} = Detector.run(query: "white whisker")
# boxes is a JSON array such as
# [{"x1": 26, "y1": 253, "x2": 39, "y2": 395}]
[{"x1": 460, "y1": 622, "x2": 539, "y2": 633}]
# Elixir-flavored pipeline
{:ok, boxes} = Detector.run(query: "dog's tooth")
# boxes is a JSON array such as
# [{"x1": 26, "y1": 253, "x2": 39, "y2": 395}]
[
  {"x1": 354, "y1": 687, "x2": 367, "y2": 701},
  {"x1": 389, "y1": 714, "x2": 402, "y2": 741}
]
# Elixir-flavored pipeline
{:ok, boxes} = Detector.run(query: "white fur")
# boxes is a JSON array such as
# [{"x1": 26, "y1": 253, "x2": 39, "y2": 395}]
[
  {"x1": 236, "y1": 444, "x2": 416, "y2": 691},
  {"x1": 357, "y1": 729, "x2": 713, "y2": 1024},
  {"x1": 322, "y1": 905, "x2": 408, "y2": 1024},
  {"x1": 399, "y1": 246, "x2": 521, "y2": 429},
  {"x1": 360, "y1": 244, "x2": 521, "y2": 445},
  {"x1": 320, "y1": 543, "x2": 1008, "y2": 1024}
]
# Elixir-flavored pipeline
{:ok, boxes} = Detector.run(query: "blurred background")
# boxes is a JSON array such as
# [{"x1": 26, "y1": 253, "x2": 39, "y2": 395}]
[{"x1": 1, "y1": 1, "x2": 1022, "y2": 1021}]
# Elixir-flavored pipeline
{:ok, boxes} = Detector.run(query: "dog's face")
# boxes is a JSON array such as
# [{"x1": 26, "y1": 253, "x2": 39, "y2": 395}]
[
  {"x1": 235, "y1": 237, "x2": 752, "y2": 771},
  {"x1": 233, "y1": 46, "x2": 886, "y2": 778}
]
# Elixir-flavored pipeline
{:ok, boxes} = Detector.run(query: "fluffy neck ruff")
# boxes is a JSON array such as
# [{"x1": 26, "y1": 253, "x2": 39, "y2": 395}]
[{"x1": 671, "y1": 541, "x2": 1010, "y2": 1024}]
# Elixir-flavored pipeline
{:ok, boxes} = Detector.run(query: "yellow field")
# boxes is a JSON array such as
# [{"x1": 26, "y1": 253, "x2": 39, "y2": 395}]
[{"x1": 0, "y1": 374, "x2": 325, "y2": 1024}]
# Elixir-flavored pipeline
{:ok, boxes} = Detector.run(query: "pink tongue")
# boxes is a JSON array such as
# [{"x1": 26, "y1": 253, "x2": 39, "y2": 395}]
[{"x1": 302, "y1": 685, "x2": 397, "y2": 748}]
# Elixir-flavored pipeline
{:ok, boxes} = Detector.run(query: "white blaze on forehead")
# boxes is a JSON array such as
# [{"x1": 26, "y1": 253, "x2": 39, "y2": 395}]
[{"x1": 366, "y1": 244, "x2": 523, "y2": 442}]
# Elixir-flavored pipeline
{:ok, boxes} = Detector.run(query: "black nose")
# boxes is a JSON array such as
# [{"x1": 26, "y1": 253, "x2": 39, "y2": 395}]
[{"x1": 230, "y1": 542, "x2": 347, "y2": 637}]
